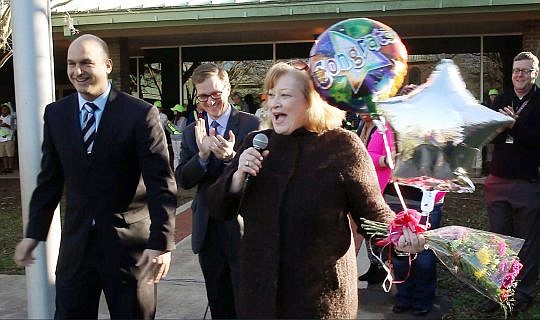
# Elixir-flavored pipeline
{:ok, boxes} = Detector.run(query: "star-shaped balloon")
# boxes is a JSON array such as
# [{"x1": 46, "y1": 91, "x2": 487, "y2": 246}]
[{"x1": 377, "y1": 59, "x2": 514, "y2": 191}]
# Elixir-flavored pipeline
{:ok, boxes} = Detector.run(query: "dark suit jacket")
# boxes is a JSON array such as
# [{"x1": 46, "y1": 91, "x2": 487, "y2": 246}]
[
  {"x1": 176, "y1": 106, "x2": 259, "y2": 253},
  {"x1": 490, "y1": 85, "x2": 540, "y2": 179},
  {"x1": 26, "y1": 88, "x2": 177, "y2": 284}
]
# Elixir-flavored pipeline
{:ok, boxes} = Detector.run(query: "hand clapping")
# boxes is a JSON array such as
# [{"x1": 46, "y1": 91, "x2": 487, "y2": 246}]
[{"x1": 194, "y1": 118, "x2": 236, "y2": 161}]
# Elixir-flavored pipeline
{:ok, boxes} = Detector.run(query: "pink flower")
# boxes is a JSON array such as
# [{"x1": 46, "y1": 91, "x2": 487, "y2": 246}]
[
  {"x1": 497, "y1": 241, "x2": 507, "y2": 256},
  {"x1": 497, "y1": 260, "x2": 508, "y2": 274},
  {"x1": 501, "y1": 259, "x2": 523, "y2": 289}
]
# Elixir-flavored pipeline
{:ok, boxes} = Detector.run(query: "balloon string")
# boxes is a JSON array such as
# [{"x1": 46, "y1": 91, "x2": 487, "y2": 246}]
[
  {"x1": 375, "y1": 117, "x2": 408, "y2": 212},
  {"x1": 367, "y1": 233, "x2": 414, "y2": 293},
  {"x1": 393, "y1": 182, "x2": 408, "y2": 212},
  {"x1": 380, "y1": 125, "x2": 394, "y2": 170}
]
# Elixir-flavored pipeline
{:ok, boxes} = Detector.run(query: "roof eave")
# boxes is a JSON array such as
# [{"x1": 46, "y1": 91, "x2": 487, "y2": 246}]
[{"x1": 51, "y1": 0, "x2": 540, "y2": 36}]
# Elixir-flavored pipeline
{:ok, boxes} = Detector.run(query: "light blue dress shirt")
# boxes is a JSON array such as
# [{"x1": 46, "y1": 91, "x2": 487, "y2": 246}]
[
  {"x1": 78, "y1": 83, "x2": 112, "y2": 130},
  {"x1": 207, "y1": 104, "x2": 232, "y2": 137}
]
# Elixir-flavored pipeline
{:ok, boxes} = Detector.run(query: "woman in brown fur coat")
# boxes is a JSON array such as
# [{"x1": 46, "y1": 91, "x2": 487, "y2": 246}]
[{"x1": 207, "y1": 62, "x2": 425, "y2": 319}]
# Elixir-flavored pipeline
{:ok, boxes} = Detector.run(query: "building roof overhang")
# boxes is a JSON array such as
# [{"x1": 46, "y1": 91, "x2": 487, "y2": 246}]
[{"x1": 49, "y1": 0, "x2": 540, "y2": 56}]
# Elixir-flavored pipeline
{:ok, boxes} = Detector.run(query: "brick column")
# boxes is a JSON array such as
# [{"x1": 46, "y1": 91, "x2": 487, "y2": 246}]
[
  {"x1": 107, "y1": 37, "x2": 130, "y2": 92},
  {"x1": 523, "y1": 20, "x2": 540, "y2": 55}
]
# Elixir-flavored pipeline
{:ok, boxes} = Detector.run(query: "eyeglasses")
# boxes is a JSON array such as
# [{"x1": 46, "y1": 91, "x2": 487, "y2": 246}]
[
  {"x1": 512, "y1": 68, "x2": 535, "y2": 75},
  {"x1": 287, "y1": 59, "x2": 310, "y2": 72},
  {"x1": 196, "y1": 88, "x2": 224, "y2": 103}
]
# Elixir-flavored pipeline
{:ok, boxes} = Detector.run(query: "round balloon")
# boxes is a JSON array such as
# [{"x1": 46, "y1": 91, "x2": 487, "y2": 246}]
[{"x1": 309, "y1": 18, "x2": 408, "y2": 113}]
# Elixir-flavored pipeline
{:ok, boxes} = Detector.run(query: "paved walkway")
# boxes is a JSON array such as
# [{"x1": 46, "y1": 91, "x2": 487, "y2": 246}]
[
  {"x1": 0, "y1": 207, "x2": 210, "y2": 319},
  {"x1": 1, "y1": 169, "x2": 475, "y2": 318},
  {"x1": 0, "y1": 168, "x2": 19, "y2": 179},
  {"x1": 0, "y1": 203, "x2": 453, "y2": 319}
]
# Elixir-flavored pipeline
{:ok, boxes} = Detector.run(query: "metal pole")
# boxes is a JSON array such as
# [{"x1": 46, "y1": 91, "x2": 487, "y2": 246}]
[
  {"x1": 11, "y1": 0, "x2": 61, "y2": 318},
  {"x1": 480, "y1": 35, "x2": 484, "y2": 103}
]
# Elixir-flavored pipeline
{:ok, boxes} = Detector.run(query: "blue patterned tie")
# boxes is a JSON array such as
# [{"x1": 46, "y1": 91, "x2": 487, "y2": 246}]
[
  {"x1": 210, "y1": 120, "x2": 220, "y2": 134},
  {"x1": 82, "y1": 102, "x2": 99, "y2": 154}
]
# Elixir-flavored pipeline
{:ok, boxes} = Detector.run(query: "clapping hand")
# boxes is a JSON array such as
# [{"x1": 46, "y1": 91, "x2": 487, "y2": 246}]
[
  {"x1": 194, "y1": 118, "x2": 236, "y2": 161},
  {"x1": 499, "y1": 106, "x2": 518, "y2": 128},
  {"x1": 209, "y1": 128, "x2": 236, "y2": 161},
  {"x1": 194, "y1": 118, "x2": 212, "y2": 161}
]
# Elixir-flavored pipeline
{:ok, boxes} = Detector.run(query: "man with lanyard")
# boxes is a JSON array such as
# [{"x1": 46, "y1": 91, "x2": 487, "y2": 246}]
[{"x1": 484, "y1": 51, "x2": 540, "y2": 316}]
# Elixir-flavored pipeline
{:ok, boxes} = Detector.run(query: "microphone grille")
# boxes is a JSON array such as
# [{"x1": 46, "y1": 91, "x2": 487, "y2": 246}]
[{"x1": 253, "y1": 133, "x2": 269, "y2": 150}]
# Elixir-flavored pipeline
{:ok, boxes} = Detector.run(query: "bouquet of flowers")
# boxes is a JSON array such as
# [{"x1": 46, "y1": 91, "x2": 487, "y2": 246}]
[{"x1": 362, "y1": 210, "x2": 524, "y2": 316}]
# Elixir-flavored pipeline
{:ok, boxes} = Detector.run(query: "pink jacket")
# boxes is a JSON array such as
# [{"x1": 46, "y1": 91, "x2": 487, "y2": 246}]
[
  {"x1": 366, "y1": 124, "x2": 395, "y2": 194},
  {"x1": 366, "y1": 124, "x2": 446, "y2": 203}
]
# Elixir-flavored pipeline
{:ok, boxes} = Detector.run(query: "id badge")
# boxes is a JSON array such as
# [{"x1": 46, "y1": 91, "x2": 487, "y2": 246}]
[{"x1": 505, "y1": 134, "x2": 514, "y2": 144}]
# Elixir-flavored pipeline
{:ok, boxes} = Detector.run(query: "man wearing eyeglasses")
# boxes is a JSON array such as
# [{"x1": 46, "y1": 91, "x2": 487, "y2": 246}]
[
  {"x1": 176, "y1": 63, "x2": 259, "y2": 318},
  {"x1": 484, "y1": 51, "x2": 540, "y2": 316}
]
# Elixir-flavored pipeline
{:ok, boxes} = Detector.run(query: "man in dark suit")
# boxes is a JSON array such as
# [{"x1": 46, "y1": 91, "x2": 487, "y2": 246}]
[
  {"x1": 176, "y1": 63, "x2": 259, "y2": 318},
  {"x1": 14, "y1": 34, "x2": 177, "y2": 319},
  {"x1": 484, "y1": 52, "x2": 540, "y2": 316}
]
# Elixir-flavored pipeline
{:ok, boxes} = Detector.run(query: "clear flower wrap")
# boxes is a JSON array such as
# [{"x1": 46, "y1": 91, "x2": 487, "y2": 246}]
[
  {"x1": 361, "y1": 214, "x2": 524, "y2": 316},
  {"x1": 424, "y1": 226, "x2": 524, "y2": 315}
]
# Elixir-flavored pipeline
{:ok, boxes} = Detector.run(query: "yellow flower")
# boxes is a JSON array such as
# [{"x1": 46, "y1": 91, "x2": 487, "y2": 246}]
[
  {"x1": 476, "y1": 248, "x2": 491, "y2": 265},
  {"x1": 474, "y1": 268, "x2": 486, "y2": 279}
]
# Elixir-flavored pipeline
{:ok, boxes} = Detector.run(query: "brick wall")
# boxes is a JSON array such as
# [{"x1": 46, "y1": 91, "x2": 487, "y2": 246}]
[
  {"x1": 523, "y1": 20, "x2": 540, "y2": 86},
  {"x1": 523, "y1": 20, "x2": 540, "y2": 55},
  {"x1": 107, "y1": 38, "x2": 130, "y2": 92}
]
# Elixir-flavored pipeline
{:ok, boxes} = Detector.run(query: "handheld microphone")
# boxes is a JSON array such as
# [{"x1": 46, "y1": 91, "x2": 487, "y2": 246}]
[
  {"x1": 244, "y1": 133, "x2": 269, "y2": 189},
  {"x1": 237, "y1": 133, "x2": 268, "y2": 215},
  {"x1": 252, "y1": 133, "x2": 269, "y2": 152}
]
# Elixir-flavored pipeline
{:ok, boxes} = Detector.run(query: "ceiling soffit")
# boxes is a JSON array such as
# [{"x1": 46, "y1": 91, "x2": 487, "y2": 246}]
[{"x1": 50, "y1": 1, "x2": 540, "y2": 55}]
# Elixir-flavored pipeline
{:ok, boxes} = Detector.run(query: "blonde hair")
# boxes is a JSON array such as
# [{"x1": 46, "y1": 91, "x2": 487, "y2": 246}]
[
  {"x1": 192, "y1": 63, "x2": 230, "y2": 85},
  {"x1": 263, "y1": 62, "x2": 345, "y2": 134}
]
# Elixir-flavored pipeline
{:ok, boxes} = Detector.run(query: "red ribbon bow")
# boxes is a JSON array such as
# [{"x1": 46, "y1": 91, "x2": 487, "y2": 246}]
[{"x1": 375, "y1": 209, "x2": 428, "y2": 247}]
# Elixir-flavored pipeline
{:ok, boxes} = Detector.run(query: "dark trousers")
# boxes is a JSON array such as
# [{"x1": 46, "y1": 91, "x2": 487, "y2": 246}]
[
  {"x1": 391, "y1": 204, "x2": 443, "y2": 310},
  {"x1": 484, "y1": 175, "x2": 540, "y2": 303},
  {"x1": 199, "y1": 218, "x2": 239, "y2": 319},
  {"x1": 55, "y1": 230, "x2": 156, "y2": 319}
]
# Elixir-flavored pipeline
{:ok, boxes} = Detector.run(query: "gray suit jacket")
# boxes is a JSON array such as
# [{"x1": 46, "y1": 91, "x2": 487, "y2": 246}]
[{"x1": 176, "y1": 106, "x2": 260, "y2": 253}]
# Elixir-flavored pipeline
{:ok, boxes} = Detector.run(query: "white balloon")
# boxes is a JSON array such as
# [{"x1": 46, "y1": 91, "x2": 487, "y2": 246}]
[{"x1": 378, "y1": 59, "x2": 514, "y2": 191}]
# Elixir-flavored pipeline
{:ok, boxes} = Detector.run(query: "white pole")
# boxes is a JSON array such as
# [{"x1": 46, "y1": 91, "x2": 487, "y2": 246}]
[
  {"x1": 178, "y1": 48, "x2": 182, "y2": 104},
  {"x1": 11, "y1": 0, "x2": 61, "y2": 318}
]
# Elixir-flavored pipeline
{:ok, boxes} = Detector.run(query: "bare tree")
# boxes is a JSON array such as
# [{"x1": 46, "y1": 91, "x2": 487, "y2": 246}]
[
  {"x1": 0, "y1": 2, "x2": 11, "y2": 69},
  {"x1": 0, "y1": 0, "x2": 77, "y2": 70}
]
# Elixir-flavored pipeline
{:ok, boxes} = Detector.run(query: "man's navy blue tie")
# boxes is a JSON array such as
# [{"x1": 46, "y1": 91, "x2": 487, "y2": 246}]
[
  {"x1": 82, "y1": 102, "x2": 99, "y2": 154},
  {"x1": 210, "y1": 120, "x2": 220, "y2": 133}
]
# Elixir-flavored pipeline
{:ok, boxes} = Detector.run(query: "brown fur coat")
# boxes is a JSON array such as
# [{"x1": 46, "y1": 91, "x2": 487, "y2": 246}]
[{"x1": 208, "y1": 127, "x2": 395, "y2": 319}]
